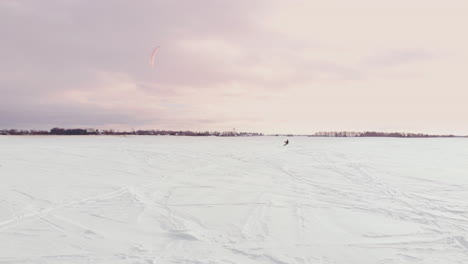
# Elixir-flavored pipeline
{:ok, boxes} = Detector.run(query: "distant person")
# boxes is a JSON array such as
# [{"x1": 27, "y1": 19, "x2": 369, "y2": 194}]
[{"x1": 284, "y1": 139, "x2": 289, "y2": 146}]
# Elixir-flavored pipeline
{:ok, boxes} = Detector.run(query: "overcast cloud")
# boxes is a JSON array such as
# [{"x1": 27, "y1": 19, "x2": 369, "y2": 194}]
[{"x1": 1, "y1": 0, "x2": 467, "y2": 134}]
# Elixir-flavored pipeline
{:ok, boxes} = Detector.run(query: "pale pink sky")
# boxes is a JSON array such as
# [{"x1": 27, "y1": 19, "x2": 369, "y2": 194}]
[{"x1": 1, "y1": 0, "x2": 467, "y2": 134}]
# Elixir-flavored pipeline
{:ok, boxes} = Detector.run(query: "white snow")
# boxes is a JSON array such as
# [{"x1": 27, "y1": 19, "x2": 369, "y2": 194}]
[{"x1": 1, "y1": 136, "x2": 468, "y2": 264}]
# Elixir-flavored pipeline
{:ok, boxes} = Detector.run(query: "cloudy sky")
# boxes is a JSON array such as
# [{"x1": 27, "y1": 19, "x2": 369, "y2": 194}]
[{"x1": 1, "y1": 0, "x2": 467, "y2": 134}]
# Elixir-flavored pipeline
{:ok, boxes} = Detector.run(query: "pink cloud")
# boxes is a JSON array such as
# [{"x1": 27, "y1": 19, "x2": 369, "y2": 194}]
[{"x1": 1, "y1": 0, "x2": 468, "y2": 134}]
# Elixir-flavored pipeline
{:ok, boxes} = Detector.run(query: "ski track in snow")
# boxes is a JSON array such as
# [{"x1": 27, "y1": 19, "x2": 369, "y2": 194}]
[{"x1": 0, "y1": 136, "x2": 468, "y2": 264}]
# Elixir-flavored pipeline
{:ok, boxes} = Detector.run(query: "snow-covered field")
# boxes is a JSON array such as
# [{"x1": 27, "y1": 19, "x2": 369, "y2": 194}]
[{"x1": 1, "y1": 136, "x2": 467, "y2": 264}]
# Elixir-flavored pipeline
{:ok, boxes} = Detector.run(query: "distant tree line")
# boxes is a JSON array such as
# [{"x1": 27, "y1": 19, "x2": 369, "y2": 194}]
[
  {"x1": 50, "y1": 128, "x2": 93, "y2": 135},
  {"x1": 0, "y1": 128, "x2": 465, "y2": 137},
  {"x1": 0, "y1": 128, "x2": 263, "y2": 137},
  {"x1": 310, "y1": 131, "x2": 458, "y2": 138},
  {"x1": 0, "y1": 129, "x2": 50, "y2": 135}
]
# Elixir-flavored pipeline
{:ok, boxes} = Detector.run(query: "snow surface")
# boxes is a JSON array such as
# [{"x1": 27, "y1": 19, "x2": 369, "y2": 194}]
[{"x1": 1, "y1": 136, "x2": 468, "y2": 264}]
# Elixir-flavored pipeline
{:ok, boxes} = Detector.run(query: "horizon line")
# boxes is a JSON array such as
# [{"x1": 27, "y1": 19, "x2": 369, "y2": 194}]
[{"x1": 1, "y1": 127, "x2": 467, "y2": 137}]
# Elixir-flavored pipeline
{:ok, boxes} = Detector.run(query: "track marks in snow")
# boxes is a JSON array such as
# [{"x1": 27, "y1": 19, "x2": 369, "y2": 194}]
[
  {"x1": 2, "y1": 137, "x2": 468, "y2": 263},
  {"x1": 0, "y1": 187, "x2": 130, "y2": 232},
  {"x1": 241, "y1": 193, "x2": 271, "y2": 241}
]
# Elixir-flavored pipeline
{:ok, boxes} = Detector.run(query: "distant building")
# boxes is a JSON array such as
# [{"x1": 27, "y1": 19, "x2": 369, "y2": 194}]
[{"x1": 86, "y1": 128, "x2": 98, "y2": 134}]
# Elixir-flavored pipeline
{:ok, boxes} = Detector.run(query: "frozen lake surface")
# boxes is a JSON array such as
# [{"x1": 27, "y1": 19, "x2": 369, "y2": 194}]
[{"x1": 1, "y1": 136, "x2": 468, "y2": 264}]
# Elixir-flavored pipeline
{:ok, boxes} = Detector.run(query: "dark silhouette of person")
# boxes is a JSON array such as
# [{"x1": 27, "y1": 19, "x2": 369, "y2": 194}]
[{"x1": 284, "y1": 139, "x2": 289, "y2": 146}]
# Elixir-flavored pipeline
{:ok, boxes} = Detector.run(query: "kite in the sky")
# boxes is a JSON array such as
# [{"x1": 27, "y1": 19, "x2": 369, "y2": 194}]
[{"x1": 149, "y1": 46, "x2": 160, "y2": 68}]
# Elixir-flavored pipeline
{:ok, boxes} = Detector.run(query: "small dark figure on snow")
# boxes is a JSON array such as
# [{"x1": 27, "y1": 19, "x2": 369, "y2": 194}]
[{"x1": 284, "y1": 139, "x2": 289, "y2": 146}]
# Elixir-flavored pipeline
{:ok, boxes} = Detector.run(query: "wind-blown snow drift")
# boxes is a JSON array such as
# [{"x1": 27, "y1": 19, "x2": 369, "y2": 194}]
[{"x1": 1, "y1": 136, "x2": 467, "y2": 264}]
